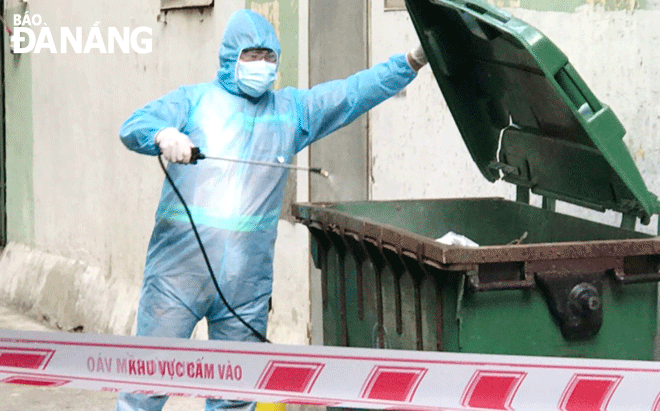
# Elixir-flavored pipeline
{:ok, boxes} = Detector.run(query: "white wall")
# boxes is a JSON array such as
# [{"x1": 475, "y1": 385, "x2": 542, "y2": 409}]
[
  {"x1": 369, "y1": 2, "x2": 512, "y2": 203},
  {"x1": 368, "y1": 3, "x2": 660, "y2": 235}
]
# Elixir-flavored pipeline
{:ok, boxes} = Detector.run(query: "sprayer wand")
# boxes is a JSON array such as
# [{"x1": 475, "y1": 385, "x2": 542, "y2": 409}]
[{"x1": 190, "y1": 147, "x2": 329, "y2": 178}]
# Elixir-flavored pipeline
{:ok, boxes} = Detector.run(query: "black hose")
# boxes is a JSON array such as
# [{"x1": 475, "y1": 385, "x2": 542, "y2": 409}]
[{"x1": 158, "y1": 154, "x2": 270, "y2": 343}]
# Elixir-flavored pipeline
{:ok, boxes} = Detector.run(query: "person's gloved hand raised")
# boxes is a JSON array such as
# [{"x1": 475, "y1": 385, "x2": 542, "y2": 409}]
[
  {"x1": 406, "y1": 44, "x2": 428, "y2": 72},
  {"x1": 155, "y1": 127, "x2": 195, "y2": 164}
]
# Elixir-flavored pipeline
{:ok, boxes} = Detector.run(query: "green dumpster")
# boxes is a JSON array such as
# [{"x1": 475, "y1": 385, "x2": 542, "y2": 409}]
[{"x1": 292, "y1": 0, "x2": 660, "y2": 361}]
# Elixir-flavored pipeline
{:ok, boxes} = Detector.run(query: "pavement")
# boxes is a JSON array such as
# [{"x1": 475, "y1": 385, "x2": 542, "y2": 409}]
[{"x1": 0, "y1": 304, "x2": 206, "y2": 411}]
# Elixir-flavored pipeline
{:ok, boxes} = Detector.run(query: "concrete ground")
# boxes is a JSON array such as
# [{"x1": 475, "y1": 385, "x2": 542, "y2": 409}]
[{"x1": 0, "y1": 304, "x2": 205, "y2": 411}]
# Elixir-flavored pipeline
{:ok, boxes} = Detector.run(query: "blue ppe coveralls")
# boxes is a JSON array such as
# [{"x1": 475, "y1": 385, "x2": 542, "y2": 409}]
[{"x1": 116, "y1": 8, "x2": 417, "y2": 411}]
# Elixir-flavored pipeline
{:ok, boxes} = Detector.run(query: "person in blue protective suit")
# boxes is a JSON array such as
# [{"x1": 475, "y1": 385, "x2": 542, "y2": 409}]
[{"x1": 116, "y1": 8, "x2": 427, "y2": 411}]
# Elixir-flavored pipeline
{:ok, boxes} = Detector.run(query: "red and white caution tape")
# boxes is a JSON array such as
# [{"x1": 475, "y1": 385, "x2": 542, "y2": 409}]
[{"x1": 1, "y1": 328, "x2": 660, "y2": 410}]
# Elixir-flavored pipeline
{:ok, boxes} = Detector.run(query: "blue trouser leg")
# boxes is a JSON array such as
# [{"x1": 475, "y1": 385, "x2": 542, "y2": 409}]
[
  {"x1": 116, "y1": 278, "x2": 199, "y2": 411},
  {"x1": 204, "y1": 295, "x2": 269, "y2": 411},
  {"x1": 116, "y1": 274, "x2": 270, "y2": 411}
]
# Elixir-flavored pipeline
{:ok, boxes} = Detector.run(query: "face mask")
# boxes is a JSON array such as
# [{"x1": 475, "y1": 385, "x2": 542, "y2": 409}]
[{"x1": 236, "y1": 60, "x2": 277, "y2": 98}]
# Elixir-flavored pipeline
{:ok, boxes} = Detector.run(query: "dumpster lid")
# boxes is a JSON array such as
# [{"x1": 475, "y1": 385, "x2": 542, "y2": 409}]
[{"x1": 406, "y1": 0, "x2": 659, "y2": 224}]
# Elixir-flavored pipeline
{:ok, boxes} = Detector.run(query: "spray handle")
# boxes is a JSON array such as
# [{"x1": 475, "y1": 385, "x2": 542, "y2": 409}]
[{"x1": 190, "y1": 147, "x2": 206, "y2": 164}]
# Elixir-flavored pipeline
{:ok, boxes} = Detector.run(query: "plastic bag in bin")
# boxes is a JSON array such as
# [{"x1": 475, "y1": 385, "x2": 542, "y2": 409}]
[{"x1": 436, "y1": 231, "x2": 479, "y2": 247}]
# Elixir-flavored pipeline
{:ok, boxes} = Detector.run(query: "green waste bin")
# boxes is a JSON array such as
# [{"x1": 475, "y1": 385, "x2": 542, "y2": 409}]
[{"x1": 292, "y1": 0, "x2": 660, "y2": 361}]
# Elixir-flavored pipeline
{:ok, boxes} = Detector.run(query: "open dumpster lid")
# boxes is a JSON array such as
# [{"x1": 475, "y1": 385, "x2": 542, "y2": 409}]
[{"x1": 405, "y1": 0, "x2": 659, "y2": 224}]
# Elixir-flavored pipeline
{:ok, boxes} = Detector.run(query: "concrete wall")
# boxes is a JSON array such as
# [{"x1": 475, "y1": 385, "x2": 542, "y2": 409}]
[
  {"x1": 369, "y1": 0, "x2": 512, "y2": 206},
  {"x1": 308, "y1": 0, "x2": 369, "y2": 203},
  {"x1": 368, "y1": 1, "x2": 660, "y2": 236},
  {"x1": 0, "y1": 0, "x2": 310, "y2": 344}
]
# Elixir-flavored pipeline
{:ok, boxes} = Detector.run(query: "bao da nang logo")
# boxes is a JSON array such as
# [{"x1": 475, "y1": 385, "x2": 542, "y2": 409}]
[{"x1": 11, "y1": 13, "x2": 153, "y2": 54}]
